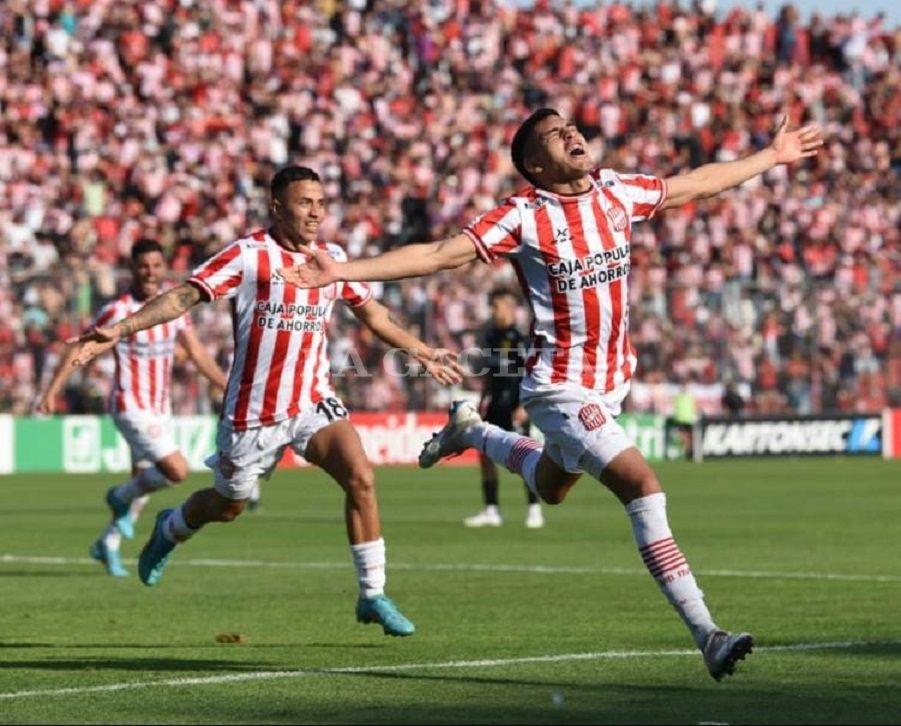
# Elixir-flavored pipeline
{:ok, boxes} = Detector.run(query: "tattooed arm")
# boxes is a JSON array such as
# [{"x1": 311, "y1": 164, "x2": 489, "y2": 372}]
[{"x1": 70, "y1": 283, "x2": 203, "y2": 366}]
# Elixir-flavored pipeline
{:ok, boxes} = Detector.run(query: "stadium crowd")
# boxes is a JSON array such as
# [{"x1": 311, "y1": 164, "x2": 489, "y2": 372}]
[{"x1": 1, "y1": 0, "x2": 897, "y2": 417}]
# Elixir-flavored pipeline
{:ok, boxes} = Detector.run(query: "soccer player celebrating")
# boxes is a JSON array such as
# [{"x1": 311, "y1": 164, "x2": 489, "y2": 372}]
[
  {"x1": 465, "y1": 288, "x2": 543, "y2": 529},
  {"x1": 278, "y1": 111, "x2": 824, "y2": 677},
  {"x1": 36, "y1": 240, "x2": 228, "y2": 577},
  {"x1": 72, "y1": 166, "x2": 463, "y2": 637}
]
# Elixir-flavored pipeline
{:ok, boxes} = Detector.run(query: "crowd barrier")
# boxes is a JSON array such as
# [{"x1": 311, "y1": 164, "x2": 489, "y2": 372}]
[
  {"x1": 2, "y1": 410, "x2": 894, "y2": 474},
  {"x1": 0, "y1": 412, "x2": 663, "y2": 473}
]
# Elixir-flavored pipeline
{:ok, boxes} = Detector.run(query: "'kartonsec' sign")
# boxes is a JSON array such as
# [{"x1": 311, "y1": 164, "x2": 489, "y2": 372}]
[{"x1": 699, "y1": 415, "x2": 883, "y2": 458}]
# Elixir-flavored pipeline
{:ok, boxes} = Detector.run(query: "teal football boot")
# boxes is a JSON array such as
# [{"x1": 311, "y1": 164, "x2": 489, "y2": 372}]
[
  {"x1": 105, "y1": 486, "x2": 135, "y2": 539},
  {"x1": 88, "y1": 538, "x2": 129, "y2": 577},
  {"x1": 356, "y1": 594, "x2": 416, "y2": 637},
  {"x1": 138, "y1": 509, "x2": 177, "y2": 586}
]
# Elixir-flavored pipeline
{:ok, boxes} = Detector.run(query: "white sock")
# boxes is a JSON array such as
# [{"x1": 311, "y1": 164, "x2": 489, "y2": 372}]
[
  {"x1": 249, "y1": 482, "x2": 261, "y2": 503},
  {"x1": 129, "y1": 495, "x2": 149, "y2": 523},
  {"x1": 626, "y1": 492, "x2": 717, "y2": 649},
  {"x1": 162, "y1": 505, "x2": 198, "y2": 544},
  {"x1": 464, "y1": 423, "x2": 542, "y2": 495},
  {"x1": 350, "y1": 537, "x2": 386, "y2": 598},
  {"x1": 113, "y1": 466, "x2": 171, "y2": 503},
  {"x1": 101, "y1": 523, "x2": 121, "y2": 551},
  {"x1": 485, "y1": 504, "x2": 500, "y2": 517}
]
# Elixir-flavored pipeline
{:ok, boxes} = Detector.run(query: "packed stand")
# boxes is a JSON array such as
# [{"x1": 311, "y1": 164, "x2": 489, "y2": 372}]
[{"x1": 0, "y1": 0, "x2": 897, "y2": 417}]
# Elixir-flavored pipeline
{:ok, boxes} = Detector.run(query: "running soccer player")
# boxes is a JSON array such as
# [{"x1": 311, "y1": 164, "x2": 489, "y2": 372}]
[
  {"x1": 36, "y1": 239, "x2": 228, "y2": 577},
  {"x1": 71, "y1": 166, "x2": 462, "y2": 636},
  {"x1": 278, "y1": 111, "x2": 824, "y2": 677},
  {"x1": 464, "y1": 288, "x2": 543, "y2": 529}
]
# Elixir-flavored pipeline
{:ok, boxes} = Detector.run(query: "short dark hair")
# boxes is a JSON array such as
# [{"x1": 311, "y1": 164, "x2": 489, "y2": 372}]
[
  {"x1": 271, "y1": 165, "x2": 321, "y2": 200},
  {"x1": 131, "y1": 238, "x2": 164, "y2": 261},
  {"x1": 489, "y1": 287, "x2": 518, "y2": 305},
  {"x1": 510, "y1": 108, "x2": 561, "y2": 185}
]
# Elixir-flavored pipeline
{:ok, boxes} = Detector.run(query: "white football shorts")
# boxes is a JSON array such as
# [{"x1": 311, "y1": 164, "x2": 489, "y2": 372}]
[
  {"x1": 522, "y1": 382, "x2": 635, "y2": 478},
  {"x1": 111, "y1": 409, "x2": 179, "y2": 469},
  {"x1": 208, "y1": 396, "x2": 349, "y2": 500}
]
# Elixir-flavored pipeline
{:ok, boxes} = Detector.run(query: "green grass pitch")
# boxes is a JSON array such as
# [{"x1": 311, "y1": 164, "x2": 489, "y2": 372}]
[{"x1": 1, "y1": 458, "x2": 899, "y2": 724}]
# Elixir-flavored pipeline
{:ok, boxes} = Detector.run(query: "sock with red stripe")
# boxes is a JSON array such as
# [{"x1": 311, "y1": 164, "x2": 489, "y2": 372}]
[
  {"x1": 626, "y1": 492, "x2": 717, "y2": 649},
  {"x1": 112, "y1": 466, "x2": 172, "y2": 503},
  {"x1": 464, "y1": 424, "x2": 542, "y2": 495}
]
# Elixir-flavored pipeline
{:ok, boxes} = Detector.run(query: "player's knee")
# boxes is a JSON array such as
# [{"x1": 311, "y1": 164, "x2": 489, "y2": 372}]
[
  {"x1": 618, "y1": 471, "x2": 662, "y2": 503},
  {"x1": 158, "y1": 457, "x2": 188, "y2": 483},
  {"x1": 166, "y1": 463, "x2": 189, "y2": 483},
  {"x1": 345, "y1": 463, "x2": 375, "y2": 498},
  {"x1": 538, "y1": 482, "x2": 569, "y2": 505},
  {"x1": 635, "y1": 469, "x2": 661, "y2": 497}
]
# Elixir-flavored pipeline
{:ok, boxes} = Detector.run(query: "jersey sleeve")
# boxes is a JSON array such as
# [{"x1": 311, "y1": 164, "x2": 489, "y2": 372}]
[
  {"x1": 187, "y1": 241, "x2": 244, "y2": 301},
  {"x1": 92, "y1": 301, "x2": 121, "y2": 328},
  {"x1": 463, "y1": 199, "x2": 523, "y2": 262},
  {"x1": 615, "y1": 173, "x2": 667, "y2": 222},
  {"x1": 340, "y1": 280, "x2": 373, "y2": 308},
  {"x1": 323, "y1": 243, "x2": 372, "y2": 308}
]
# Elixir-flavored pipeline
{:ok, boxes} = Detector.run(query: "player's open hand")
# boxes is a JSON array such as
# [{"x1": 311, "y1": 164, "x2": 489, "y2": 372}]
[
  {"x1": 67, "y1": 325, "x2": 121, "y2": 366},
  {"x1": 277, "y1": 247, "x2": 340, "y2": 289},
  {"x1": 418, "y1": 348, "x2": 465, "y2": 386},
  {"x1": 33, "y1": 394, "x2": 57, "y2": 415},
  {"x1": 772, "y1": 116, "x2": 824, "y2": 165}
]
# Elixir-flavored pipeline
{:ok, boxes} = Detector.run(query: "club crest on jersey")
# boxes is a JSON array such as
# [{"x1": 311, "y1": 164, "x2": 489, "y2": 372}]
[
  {"x1": 606, "y1": 205, "x2": 628, "y2": 232},
  {"x1": 578, "y1": 403, "x2": 606, "y2": 431}
]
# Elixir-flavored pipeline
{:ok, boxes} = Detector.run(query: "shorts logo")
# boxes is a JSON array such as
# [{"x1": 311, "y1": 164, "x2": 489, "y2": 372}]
[
  {"x1": 606, "y1": 205, "x2": 627, "y2": 232},
  {"x1": 578, "y1": 403, "x2": 606, "y2": 431},
  {"x1": 147, "y1": 424, "x2": 162, "y2": 439}
]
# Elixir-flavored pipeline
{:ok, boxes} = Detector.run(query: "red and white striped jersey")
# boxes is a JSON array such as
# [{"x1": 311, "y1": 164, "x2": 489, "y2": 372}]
[
  {"x1": 188, "y1": 229, "x2": 372, "y2": 431},
  {"x1": 94, "y1": 291, "x2": 191, "y2": 415},
  {"x1": 464, "y1": 168, "x2": 666, "y2": 394}
]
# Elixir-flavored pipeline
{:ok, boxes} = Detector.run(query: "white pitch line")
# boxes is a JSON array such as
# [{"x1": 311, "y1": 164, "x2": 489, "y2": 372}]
[
  {"x1": 0, "y1": 639, "x2": 898, "y2": 702},
  {"x1": 1, "y1": 553, "x2": 900, "y2": 583}
]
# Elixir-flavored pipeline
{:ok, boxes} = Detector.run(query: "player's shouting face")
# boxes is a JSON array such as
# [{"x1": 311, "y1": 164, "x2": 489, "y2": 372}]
[
  {"x1": 132, "y1": 249, "x2": 166, "y2": 299},
  {"x1": 271, "y1": 178, "x2": 327, "y2": 248},
  {"x1": 524, "y1": 114, "x2": 594, "y2": 184}
]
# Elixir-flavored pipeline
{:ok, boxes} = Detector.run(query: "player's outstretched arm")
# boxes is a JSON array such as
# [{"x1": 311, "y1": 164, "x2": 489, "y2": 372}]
[
  {"x1": 71, "y1": 283, "x2": 203, "y2": 366},
  {"x1": 662, "y1": 117, "x2": 824, "y2": 210},
  {"x1": 350, "y1": 299, "x2": 465, "y2": 386},
  {"x1": 178, "y1": 326, "x2": 229, "y2": 390},
  {"x1": 279, "y1": 234, "x2": 478, "y2": 289}
]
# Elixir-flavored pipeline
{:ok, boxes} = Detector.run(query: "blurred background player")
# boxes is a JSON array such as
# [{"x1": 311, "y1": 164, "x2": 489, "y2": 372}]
[
  {"x1": 35, "y1": 240, "x2": 228, "y2": 576},
  {"x1": 465, "y1": 288, "x2": 543, "y2": 529},
  {"x1": 72, "y1": 166, "x2": 463, "y2": 636}
]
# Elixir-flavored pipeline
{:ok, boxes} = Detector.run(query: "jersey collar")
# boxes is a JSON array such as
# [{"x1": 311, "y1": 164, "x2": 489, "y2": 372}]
[{"x1": 533, "y1": 175, "x2": 599, "y2": 205}]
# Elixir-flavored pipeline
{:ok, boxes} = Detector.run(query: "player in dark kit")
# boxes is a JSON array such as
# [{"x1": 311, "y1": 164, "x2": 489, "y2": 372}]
[{"x1": 465, "y1": 289, "x2": 544, "y2": 528}]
